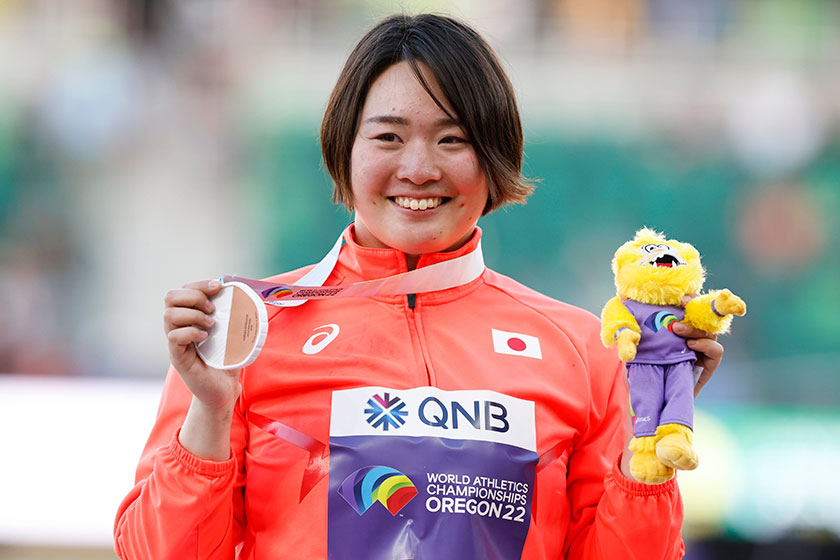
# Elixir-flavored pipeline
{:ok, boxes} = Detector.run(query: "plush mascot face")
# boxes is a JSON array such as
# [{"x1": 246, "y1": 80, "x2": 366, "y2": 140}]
[{"x1": 612, "y1": 228, "x2": 705, "y2": 305}]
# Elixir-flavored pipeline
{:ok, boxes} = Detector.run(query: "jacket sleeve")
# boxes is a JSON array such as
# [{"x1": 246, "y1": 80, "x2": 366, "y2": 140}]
[
  {"x1": 564, "y1": 356, "x2": 685, "y2": 560},
  {"x1": 113, "y1": 366, "x2": 248, "y2": 560}
]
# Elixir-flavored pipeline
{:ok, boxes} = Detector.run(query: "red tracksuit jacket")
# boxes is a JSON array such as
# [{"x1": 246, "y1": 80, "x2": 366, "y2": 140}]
[{"x1": 114, "y1": 227, "x2": 684, "y2": 559}]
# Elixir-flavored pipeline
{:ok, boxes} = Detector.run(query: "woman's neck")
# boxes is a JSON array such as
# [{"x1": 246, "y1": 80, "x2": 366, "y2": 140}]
[{"x1": 405, "y1": 254, "x2": 420, "y2": 271}]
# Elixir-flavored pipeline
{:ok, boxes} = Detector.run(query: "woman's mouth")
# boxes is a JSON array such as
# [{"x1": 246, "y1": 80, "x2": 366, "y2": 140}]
[{"x1": 392, "y1": 196, "x2": 447, "y2": 211}]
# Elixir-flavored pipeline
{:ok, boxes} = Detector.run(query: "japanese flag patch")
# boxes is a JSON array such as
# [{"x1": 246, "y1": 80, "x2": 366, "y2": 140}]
[{"x1": 491, "y1": 328, "x2": 542, "y2": 359}]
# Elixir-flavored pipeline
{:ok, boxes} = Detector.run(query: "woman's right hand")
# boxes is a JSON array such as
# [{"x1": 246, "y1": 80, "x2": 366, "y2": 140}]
[{"x1": 163, "y1": 279, "x2": 241, "y2": 412}]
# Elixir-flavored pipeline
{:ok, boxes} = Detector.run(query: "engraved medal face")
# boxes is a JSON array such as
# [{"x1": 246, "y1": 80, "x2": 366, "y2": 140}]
[{"x1": 224, "y1": 285, "x2": 259, "y2": 366}]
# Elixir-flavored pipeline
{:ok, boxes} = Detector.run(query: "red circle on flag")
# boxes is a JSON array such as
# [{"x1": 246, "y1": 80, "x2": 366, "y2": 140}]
[{"x1": 507, "y1": 337, "x2": 526, "y2": 352}]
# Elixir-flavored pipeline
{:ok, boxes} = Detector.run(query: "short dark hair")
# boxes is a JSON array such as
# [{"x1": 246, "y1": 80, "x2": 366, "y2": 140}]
[{"x1": 320, "y1": 13, "x2": 534, "y2": 214}]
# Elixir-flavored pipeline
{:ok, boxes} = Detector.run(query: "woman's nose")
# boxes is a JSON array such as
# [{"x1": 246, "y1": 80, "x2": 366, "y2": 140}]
[{"x1": 396, "y1": 142, "x2": 442, "y2": 185}]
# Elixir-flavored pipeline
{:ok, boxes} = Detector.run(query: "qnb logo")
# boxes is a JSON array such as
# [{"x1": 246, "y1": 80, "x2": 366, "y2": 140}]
[
  {"x1": 365, "y1": 393, "x2": 407, "y2": 431},
  {"x1": 302, "y1": 324, "x2": 340, "y2": 355},
  {"x1": 338, "y1": 466, "x2": 418, "y2": 516},
  {"x1": 419, "y1": 397, "x2": 510, "y2": 433}
]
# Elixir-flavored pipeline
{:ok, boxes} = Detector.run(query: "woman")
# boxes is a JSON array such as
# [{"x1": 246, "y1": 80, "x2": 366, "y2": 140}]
[{"x1": 114, "y1": 13, "x2": 722, "y2": 559}]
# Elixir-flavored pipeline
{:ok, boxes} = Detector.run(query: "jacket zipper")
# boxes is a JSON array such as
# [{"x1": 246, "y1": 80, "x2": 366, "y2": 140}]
[{"x1": 405, "y1": 293, "x2": 434, "y2": 386}]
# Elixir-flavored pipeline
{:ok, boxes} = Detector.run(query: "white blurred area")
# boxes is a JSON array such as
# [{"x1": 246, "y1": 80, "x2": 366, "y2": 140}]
[
  {"x1": 0, "y1": 375, "x2": 160, "y2": 555},
  {"x1": 1, "y1": 0, "x2": 839, "y2": 557}
]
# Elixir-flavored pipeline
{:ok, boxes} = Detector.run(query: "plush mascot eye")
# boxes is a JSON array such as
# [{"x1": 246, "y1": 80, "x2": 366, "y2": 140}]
[{"x1": 642, "y1": 244, "x2": 663, "y2": 253}]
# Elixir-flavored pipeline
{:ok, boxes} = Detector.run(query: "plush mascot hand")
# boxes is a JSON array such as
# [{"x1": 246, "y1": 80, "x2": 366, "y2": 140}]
[
  {"x1": 616, "y1": 329, "x2": 640, "y2": 362},
  {"x1": 715, "y1": 289, "x2": 746, "y2": 317}
]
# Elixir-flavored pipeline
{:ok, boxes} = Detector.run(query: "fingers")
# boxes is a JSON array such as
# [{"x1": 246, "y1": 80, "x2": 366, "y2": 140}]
[
  {"x1": 164, "y1": 307, "x2": 216, "y2": 333},
  {"x1": 688, "y1": 337, "x2": 724, "y2": 397},
  {"x1": 694, "y1": 368, "x2": 714, "y2": 398},
  {"x1": 164, "y1": 280, "x2": 221, "y2": 314},
  {"x1": 185, "y1": 278, "x2": 223, "y2": 295},
  {"x1": 167, "y1": 325, "x2": 210, "y2": 346},
  {"x1": 672, "y1": 296, "x2": 728, "y2": 398},
  {"x1": 686, "y1": 336, "x2": 723, "y2": 362},
  {"x1": 163, "y1": 280, "x2": 221, "y2": 348},
  {"x1": 165, "y1": 311, "x2": 215, "y2": 347},
  {"x1": 671, "y1": 321, "x2": 716, "y2": 340}
]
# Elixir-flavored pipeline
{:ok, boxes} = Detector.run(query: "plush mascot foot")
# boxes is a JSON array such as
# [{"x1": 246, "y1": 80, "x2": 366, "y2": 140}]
[
  {"x1": 629, "y1": 436, "x2": 674, "y2": 484},
  {"x1": 655, "y1": 423, "x2": 699, "y2": 471}
]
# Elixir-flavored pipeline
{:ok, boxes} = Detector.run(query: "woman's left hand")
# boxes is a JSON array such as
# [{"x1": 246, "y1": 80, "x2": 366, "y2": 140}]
[{"x1": 673, "y1": 295, "x2": 725, "y2": 397}]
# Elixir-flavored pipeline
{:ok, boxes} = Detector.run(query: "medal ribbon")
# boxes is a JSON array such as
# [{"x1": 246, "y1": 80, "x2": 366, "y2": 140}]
[
  {"x1": 249, "y1": 410, "x2": 329, "y2": 503},
  {"x1": 223, "y1": 230, "x2": 485, "y2": 307}
]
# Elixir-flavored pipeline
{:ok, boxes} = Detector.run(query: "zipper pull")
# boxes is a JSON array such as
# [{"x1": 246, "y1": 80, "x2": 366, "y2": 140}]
[{"x1": 407, "y1": 293, "x2": 416, "y2": 309}]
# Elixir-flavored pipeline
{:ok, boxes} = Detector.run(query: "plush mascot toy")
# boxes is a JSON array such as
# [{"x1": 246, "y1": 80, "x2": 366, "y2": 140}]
[{"x1": 601, "y1": 228, "x2": 746, "y2": 484}]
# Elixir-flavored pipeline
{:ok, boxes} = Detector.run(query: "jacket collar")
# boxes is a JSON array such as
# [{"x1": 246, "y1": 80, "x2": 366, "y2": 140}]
[{"x1": 336, "y1": 224, "x2": 484, "y2": 289}]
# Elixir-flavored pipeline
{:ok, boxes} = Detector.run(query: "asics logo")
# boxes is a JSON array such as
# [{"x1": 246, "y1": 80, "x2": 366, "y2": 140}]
[
  {"x1": 302, "y1": 324, "x2": 340, "y2": 355},
  {"x1": 365, "y1": 393, "x2": 407, "y2": 431}
]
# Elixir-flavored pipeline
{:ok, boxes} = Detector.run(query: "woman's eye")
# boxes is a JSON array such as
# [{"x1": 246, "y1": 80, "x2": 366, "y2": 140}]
[
  {"x1": 440, "y1": 136, "x2": 467, "y2": 144},
  {"x1": 375, "y1": 133, "x2": 399, "y2": 142}
]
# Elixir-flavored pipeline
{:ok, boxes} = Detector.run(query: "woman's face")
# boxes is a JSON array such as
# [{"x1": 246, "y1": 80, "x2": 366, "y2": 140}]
[{"x1": 349, "y1": 61, "x2": 488, "y2": 263}]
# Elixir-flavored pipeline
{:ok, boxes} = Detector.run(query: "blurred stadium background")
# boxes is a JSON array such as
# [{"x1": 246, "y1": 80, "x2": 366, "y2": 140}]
[{"x1": 0, "y1": 0, "x2": 838, "y2": 558}]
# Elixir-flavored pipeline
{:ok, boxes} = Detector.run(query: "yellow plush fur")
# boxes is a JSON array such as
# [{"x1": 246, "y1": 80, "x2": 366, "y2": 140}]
[
  {"x1": 612, "y1": 228, "x2": 704, "y2": 306},
  {"x1": 655, "y1": 423, "x2": 699, "y2": 471},
  {"x1": 600, "y1": 228, "x2": 746, "y2": 344},
  {"x1": 629, "y1": 435, "x2": 675, "y2": 483}
]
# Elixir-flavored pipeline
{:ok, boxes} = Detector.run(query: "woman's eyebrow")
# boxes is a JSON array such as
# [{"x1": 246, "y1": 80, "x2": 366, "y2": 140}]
[
  {"x1": 364, "y1": 115, "x2": 408, "y2": 125},
  {"x1": 363, "y1": 115, "x2": 462, "y2": 127}
]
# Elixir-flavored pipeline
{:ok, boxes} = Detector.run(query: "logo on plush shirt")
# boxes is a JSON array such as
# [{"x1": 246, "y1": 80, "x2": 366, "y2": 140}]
[
  {"x1": 644, "y1": 311, "x2": 678, "y2": 333},
  {"x1": 365, "y1": 392, "x2": 408, "y2": 431},
  {"x1": 338, "y1": 466, "x2": 418, "y2": 516}
]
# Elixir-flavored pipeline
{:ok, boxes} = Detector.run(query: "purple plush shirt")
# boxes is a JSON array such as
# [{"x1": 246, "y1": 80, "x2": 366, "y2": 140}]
[{"x1": 623, "y1": 299, "x2": 696, "y2": 364}]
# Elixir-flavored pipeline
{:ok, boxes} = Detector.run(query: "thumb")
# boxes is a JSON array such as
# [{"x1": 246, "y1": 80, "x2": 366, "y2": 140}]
[{"x1": 681, "y1": 294, "x2": 697, "y2": 307}]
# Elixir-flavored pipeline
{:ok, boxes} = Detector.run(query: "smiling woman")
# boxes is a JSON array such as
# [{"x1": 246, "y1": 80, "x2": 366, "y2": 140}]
[
  {"x1": 115, "y1": 12, "x2": 721, "y2": 560},
  {"x1": 349, "y1": 61, "x2": 489, "y2": 267},
  {"x1": 321, "y1": 14, "x2": 532, "y2": 216}
]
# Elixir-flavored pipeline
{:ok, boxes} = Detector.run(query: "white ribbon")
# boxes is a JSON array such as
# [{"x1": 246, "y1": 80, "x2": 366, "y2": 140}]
[{"x1": 223, "y1": 230, "x2": 485, "y2": 308}]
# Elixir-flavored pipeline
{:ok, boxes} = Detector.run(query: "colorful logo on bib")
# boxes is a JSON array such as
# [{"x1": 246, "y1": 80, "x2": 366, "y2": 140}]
[
  {"x1": 365, "y1": 393, "x2": 407, "y2": 431},
  {"x1": 645, "y1": 311, "x2": 679, "y2": 333},
  {"x1": 338, "y1": 466, "x2": 418, "y2": 516}
]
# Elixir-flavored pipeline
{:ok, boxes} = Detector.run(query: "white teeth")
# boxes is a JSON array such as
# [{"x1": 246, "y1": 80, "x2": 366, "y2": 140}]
[{"x1": 394, "y1": 196, "x2": 443, "y2": 210}]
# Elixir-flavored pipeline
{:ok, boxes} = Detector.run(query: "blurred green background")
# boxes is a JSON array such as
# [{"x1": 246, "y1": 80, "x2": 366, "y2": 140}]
[{"x1": 0, "y1": 0, "x2": 838, "y2": 558}]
